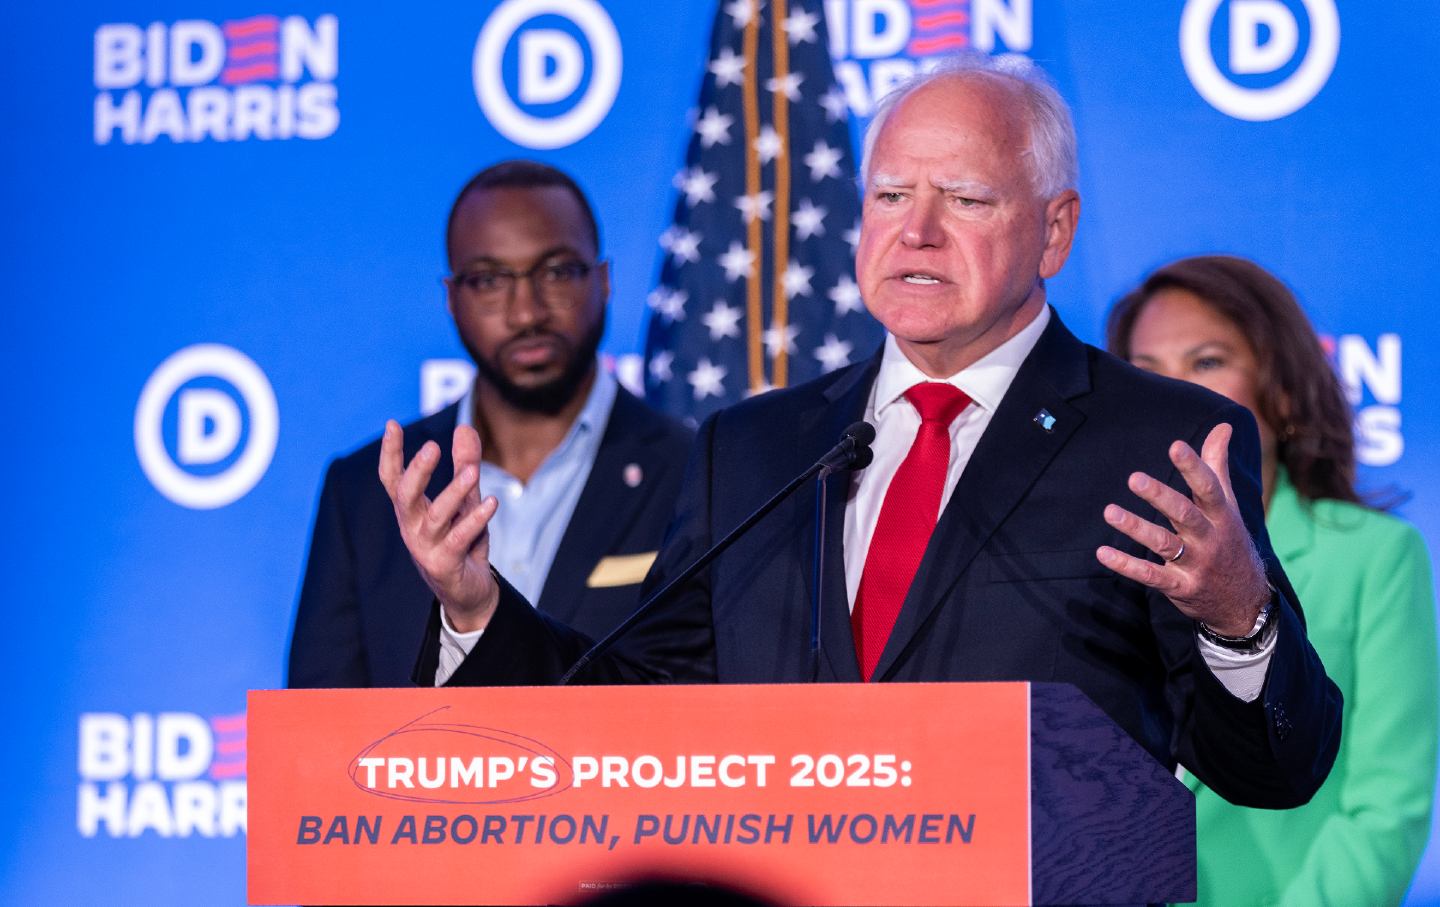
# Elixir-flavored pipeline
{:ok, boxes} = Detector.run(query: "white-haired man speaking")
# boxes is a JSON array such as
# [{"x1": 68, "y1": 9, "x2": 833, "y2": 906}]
[{"x1": 380, "y1": 53, "x2": 1341, "y2": 810}]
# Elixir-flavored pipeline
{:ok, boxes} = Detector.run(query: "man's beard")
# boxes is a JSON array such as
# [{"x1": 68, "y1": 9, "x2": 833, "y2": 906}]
[{"x1": 468, "y1": 314, "x2": 606, "y2": 416}]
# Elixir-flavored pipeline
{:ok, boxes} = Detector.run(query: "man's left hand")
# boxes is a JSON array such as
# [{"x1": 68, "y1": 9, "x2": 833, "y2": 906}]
[{"x1": 1096, "y1": 423, "x2": 1271, "y2": 636}]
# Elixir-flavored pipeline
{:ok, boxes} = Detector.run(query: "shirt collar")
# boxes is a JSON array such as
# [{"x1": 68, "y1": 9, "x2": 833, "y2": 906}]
[{"x1": 872, "y1": 304, "x2": 1051, "y2": 417}]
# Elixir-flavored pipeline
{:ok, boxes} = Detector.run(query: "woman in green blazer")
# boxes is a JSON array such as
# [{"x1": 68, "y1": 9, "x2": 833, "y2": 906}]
[{"x1": 1108, "y1": 255, "x2": 1438, "y2": 906}]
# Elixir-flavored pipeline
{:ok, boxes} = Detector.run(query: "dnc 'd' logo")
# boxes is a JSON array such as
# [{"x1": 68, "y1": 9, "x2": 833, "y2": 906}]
[
  {"x1": 94, "y1": 13, "x2": 339, "y2": 145},
  {"x1": 826, "y1": 0, "x2": 1033, "y2": 117},
  {"x1": 472, "y1": 0, "x2": 622, "y2": 149},
  {"x1": 1180, "y1": 0, "x2": 1340, "y2": 121},
  {"x1": 134, "y1": 344, "x2": 279, "y2": 510}
]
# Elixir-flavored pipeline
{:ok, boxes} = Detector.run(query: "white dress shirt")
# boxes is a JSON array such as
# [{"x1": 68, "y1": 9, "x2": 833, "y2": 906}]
[{"x1": 841, "y1": 306, "x2": 1273, "y2": 701}]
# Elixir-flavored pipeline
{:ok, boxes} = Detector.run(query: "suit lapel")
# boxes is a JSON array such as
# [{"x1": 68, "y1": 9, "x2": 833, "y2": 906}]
[
  {"x1": 801, "y1": 355, "x2": 882, "y2": 683},
  {"x1": 871, "y1": 313, "x2": 1093, "y2": 681},
  {"x1": 539, "y1": 389, "x2": 668, "y2": 623}
]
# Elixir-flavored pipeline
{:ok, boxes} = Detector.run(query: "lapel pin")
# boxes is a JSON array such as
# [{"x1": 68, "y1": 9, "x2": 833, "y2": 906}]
[
  {"x1": 1033, "y1": 409, "x2": 1057, "y2": 432},
  {"x1": 623, "y1": 463, "x2": 643, "y2": 488}
]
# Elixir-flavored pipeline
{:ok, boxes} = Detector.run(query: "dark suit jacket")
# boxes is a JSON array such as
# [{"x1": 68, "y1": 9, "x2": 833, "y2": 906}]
[
  {"x1": 446, "y1": 312, "x2": 1343, "y2": 809},
  {"x1": 287, "y1": 384, "x2": 694, "y2": 688}
]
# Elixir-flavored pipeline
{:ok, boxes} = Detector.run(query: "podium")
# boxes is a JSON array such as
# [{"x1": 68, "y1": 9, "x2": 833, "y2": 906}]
[{"x1": 248, "y1": 682, "x2": 1194, "y2": 905}]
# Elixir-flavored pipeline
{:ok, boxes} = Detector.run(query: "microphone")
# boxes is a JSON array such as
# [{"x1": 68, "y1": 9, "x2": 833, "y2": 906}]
[
  {"x1": 558, "y1": 421, "x2": 875, "y2": 685},
  {"x1": 819, "y1": 421, "x2": 876, "y2": 474},
  {"x1": 810, "y1": 423, "x2": 874, "y2": 676}
]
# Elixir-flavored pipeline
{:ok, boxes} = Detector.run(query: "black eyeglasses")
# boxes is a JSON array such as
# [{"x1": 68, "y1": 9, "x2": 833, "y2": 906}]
[{"x1": 448, "y1": 259, "x2": 599, "y2": 312}]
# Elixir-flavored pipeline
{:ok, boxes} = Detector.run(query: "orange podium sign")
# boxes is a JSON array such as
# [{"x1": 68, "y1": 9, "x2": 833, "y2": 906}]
[{"x1": 248, "y1": 683, "x2": 1032, "y2": 905}]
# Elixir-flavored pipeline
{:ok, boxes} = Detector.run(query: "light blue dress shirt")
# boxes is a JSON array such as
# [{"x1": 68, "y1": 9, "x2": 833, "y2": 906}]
[{"x1": 456, "y1": 370, "x2": 618, "y2": 606}]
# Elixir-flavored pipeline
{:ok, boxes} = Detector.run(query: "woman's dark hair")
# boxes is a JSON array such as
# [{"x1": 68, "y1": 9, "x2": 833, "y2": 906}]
[{"x1": 1107, "y1": 255, "x2": 1362, "y2": 506}]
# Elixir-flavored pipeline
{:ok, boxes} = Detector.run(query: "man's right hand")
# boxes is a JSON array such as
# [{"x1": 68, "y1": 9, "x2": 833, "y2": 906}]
[{"x1": 378, "y1": 420, "x2": 500, "y2": 632}]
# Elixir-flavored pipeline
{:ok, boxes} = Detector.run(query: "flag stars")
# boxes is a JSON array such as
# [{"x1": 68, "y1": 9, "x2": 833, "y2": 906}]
[
  {"x1": 668, "y1": 228, "x2": 702, "y2": 265},
  {"x1": 753, "y1": 125, "x2": 784, "y2": 165},
  {"x1": 792, "y1": 198, "x2": 827, "y2": 240},
  {"x1": 829, "y1": 274, "x2": 863, "y2": 315},
  {"x1": 766, "y1": 71, "x2": 804, "y2": 102},
  {"x1": 677, "y1": 167, "x2": 719, "y2": 206},
  {"x1": 702, "y1": 300, "x2": 744, "y2": 341},
  {"x1": 650, "y1": 26, "x2": 875, "y2": 416},
  {"x1": 735, "y1": 190, "x2": 774, "y2": 224},
  {"x1": 782, "y1": 8, "x2": 820, "y2": 44},
  {"x1": 724, "y1": 0, "x2": 757, "y2": 29},
  {"x1": 687, "y1": 357, "x2": 729, "y2": 401},
  {"x1": 803, "y1": 138, "x2": 843, "y2": 181},
  {"x1": 709, "y1": 47, "x2": 746, "y2": 88},
  {"x1": 648, "y1": 350, "x2": 674, "y2": 383},
  {"x1": 764, "y1": 322, "x2": 801, "y2": 358},
  {"x1": 782, "y1": 259, "x2": 814, "y2": 298},
  {"x1": 648, "y1": 286, "x2": 688, "y2": 323},
  {"x1": 696, "y1": 106, "x2": 734, "y2": 148},
  {"x1": 819, "y1": 86, "x2": 849, "y2": 123},
  {"x1": 718, "y1": 240, "x2": 756, "y2": 282},
  {"x1": 814, "y1": 333, "x2": 854, "y2": 373}
]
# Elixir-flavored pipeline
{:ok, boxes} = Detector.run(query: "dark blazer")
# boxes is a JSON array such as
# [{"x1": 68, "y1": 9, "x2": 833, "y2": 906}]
[
  {"x1": 447, "y1": 312, "x2": 1343, "y2": 809},
  {"x1": 287, "y1": 384, "x2": 694, "y2": 688}
]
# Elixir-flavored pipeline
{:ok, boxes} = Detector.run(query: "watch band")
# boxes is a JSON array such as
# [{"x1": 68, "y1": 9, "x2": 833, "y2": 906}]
[{"x1": 1198, "y1": 595, "x2": 1275, "y2": 652}]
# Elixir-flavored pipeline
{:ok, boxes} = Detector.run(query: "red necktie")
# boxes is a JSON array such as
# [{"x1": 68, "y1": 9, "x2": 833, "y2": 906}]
[{"x1": 851, "y1": 382, "x2": 972, "y2": 681}]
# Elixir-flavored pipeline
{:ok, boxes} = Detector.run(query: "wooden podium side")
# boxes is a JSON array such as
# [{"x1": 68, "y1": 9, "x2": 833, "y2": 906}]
[{"x1": 247, "y1": 683, "x2": 1193, "y2": 906}]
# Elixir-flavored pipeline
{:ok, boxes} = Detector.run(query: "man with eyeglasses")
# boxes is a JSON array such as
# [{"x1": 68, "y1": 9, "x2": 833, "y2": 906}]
[{"x1": 288, "y1": 160, "x2": 693, "y2": 688}]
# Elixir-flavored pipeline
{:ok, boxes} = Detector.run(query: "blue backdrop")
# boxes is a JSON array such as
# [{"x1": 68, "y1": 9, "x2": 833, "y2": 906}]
[{"x1": 3, "y1": 1, "x2": 1437, "y2": 903}]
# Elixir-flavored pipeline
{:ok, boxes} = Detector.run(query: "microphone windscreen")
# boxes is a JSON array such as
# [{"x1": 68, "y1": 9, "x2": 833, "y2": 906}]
[
  {"x1": 850, "y1": 446, "x2": 874, "y2": 470},
  {"x1": 845, "y1": 421, "x2": 876, "y2": 445}
]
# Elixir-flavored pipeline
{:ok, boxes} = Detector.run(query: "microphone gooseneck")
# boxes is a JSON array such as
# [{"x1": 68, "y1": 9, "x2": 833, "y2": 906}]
[
  {"x1": 811, "y1": 421, "x2": 876, "y2": 676},
  {"x1": 559, "y1": 421, "x2": 875, "y2": 685}
]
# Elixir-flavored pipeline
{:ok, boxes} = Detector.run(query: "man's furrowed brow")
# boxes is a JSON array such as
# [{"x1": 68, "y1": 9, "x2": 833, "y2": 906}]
[
  {"x1": 933, "y1": 178, "x2": 997, "y2": 196},
  {"x1": 869, "y1": 172, "x2": 909, "y2": 188}
]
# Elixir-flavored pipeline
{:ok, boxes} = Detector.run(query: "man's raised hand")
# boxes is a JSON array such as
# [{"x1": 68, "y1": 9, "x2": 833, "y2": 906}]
[
  {"x1": 1096, "y1": 423, "x2": 1271, "y2": 636},
  {"x1": 378, "y1": 421, "x2": 500, "y2": 632}
]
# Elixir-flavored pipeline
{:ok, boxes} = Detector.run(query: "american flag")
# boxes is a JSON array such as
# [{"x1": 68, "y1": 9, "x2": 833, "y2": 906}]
[{"x1": 643, "y1": 0, "x2": 884, "y2": 425}]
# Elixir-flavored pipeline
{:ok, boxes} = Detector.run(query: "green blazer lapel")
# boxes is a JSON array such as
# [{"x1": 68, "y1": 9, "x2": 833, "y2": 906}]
[{"x1": 1265, "y1": 469, "x2": 1316, "y2": 566}]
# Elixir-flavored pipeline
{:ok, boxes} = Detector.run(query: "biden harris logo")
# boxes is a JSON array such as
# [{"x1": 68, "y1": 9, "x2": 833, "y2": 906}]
[
  {"x1": 78, "y1": 711, "x2": 248, "y2": 838},
  {"x1": 93, "y1": 13, "x2": 339, "y2": 145},
  {"x1": 825, "y1": 0, "x2": 1033, "y2": 116},
  {"x1": 1328, "y1": 332, "x2": 1404, "y2": 468},
  {"x1": 134, "y1": 344, "x2": 279, "y2": 510},
  {"x1": 1180, "y1": 0, "x2": 1340, "y2": 121},
  {"x1": 472, "y1": 0, "x2": 622, "y2": 149}
]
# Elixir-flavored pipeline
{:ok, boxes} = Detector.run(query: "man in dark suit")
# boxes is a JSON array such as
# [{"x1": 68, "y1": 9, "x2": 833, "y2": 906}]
[
  {"x1": 378, "y1": 58, "x2": 1341, "y2": 808},
  {"x1": 288, "y1": 161, "x2": 692, "y2": 688}
]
